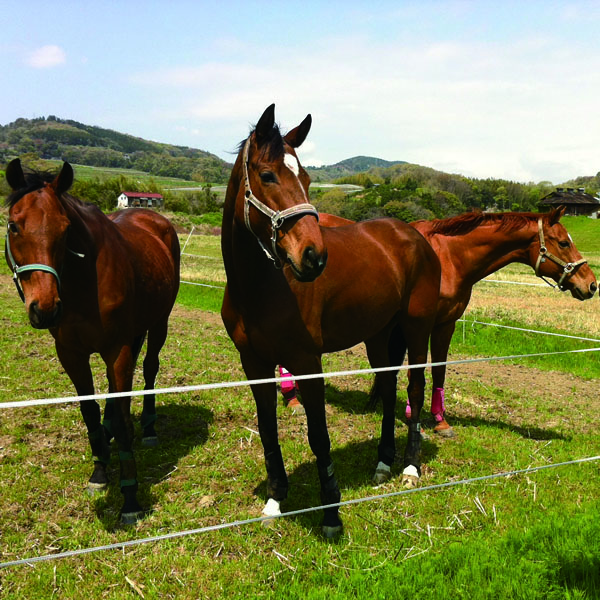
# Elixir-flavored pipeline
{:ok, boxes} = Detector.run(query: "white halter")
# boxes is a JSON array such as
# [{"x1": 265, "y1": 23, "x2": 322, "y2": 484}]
[{"x1": 242, "y1": 137, "x2": 319, "y2": 267}]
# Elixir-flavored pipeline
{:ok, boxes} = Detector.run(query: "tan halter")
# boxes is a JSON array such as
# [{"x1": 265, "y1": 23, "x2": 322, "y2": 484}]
[
  {"x1": 534, "y1": 217, "x2": 587, "y2": 290},
  {"x1": 242, "y1": 136, "x2": 319, "y2": 267}
]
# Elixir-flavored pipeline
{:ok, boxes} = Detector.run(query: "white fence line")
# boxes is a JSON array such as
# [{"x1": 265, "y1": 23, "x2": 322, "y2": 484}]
[{"x1": 1, "y1": 455, "x2": 598, "y2": 569}]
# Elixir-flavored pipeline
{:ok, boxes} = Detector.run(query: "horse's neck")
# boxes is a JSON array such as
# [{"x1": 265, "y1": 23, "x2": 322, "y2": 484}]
[
  {"x1": 435, "y1": 222, "x2": 537, "y2": 284},
  {"x1": 222, "y1": 201, "x2": 279, "y2": 309}
]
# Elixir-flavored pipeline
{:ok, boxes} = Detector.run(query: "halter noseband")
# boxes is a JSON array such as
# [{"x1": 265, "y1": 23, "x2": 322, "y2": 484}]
[
  {"x1": 534, "y1": 217, "x2": 587, "y2": 291},
  {"x1": 5, "y1": 225, "x2": 84, "y2": 303},
  {"x1": 5, "y1": 226, "x2": 62, "y2": 303},
  {"x1": 242, "y1": 136, "x2": 319, "y2": 267}
]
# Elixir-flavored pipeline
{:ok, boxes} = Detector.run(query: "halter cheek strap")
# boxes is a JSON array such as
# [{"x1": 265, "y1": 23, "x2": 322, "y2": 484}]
[
  {"x1": 534, "y1": 217, "x2": 587, "y2": 291},
  {"x1": 242, "y1": 137, "x2": 320, "y2": 267}
]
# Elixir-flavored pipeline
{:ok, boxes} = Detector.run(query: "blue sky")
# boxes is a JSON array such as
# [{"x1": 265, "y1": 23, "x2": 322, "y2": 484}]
[{"x1": 2, "y1": 0, "x2": 599, "y2": 183}]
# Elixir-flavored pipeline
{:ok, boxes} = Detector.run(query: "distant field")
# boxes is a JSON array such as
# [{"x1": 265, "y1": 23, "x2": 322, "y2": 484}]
[{"x1": 43, "y1": 161, "x2": 202, "y2": 188}]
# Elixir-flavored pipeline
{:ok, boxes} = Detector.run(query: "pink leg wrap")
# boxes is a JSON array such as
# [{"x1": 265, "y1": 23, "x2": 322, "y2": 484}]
[
  {"x1": 431, "y1": 387, "x2": 445, "y2": 422},
  {"x1": 405, "y1": 398, "x2": 411, "y2": 419},
  {"x1": 278, "y1": 366, "x2": 296, "y2": 395}
]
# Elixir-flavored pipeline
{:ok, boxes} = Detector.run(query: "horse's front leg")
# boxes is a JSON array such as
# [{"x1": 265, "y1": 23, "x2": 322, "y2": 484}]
[
  {"x1": 295, "y1": 364, "x2": 343, "y2": 538},
  {"x1": 105, "y1": 345, "x2": 143, "y2": 524},
  {"x1": 241, "y1": 352, "x2": 288, "y2": 519},
  {"x1": 55, "y1": 342, "x2": 110, "y2": 493}
]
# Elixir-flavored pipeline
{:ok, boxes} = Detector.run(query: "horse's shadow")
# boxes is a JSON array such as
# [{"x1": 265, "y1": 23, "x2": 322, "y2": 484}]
[
  {"x1": 92, "y1": 401, "x2": 213, "y2": 530},
  {"x1": 322, "y1": 383, "x2": 569, "y2": 442},
  {"x1": 253, "y1": 428, "x2": 440, "y2": 534}
]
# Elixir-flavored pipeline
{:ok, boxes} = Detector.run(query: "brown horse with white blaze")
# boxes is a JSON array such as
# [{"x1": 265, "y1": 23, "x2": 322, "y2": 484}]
[
  {"x1": 221, "y1": 105, "x2": 441, "y2": 537},
  {"x1": 4, "y1": 159, "x2": 180, "y2": 523}
]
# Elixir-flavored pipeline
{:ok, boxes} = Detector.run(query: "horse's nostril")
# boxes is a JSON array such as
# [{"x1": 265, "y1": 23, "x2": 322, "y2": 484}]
[{"x1": 302, "y1": 246, "x2": 327, "y2": 274}]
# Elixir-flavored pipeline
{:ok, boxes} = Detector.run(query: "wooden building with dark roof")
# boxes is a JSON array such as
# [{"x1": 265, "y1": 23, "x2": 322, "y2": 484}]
[{"x1": 538, "y1": 187, "x2": 600, "y2": 217}]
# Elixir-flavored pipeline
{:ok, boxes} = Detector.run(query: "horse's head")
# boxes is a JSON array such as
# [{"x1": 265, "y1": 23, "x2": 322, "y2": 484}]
[
  {"x1": 234, "y1": 104, "x2": 327, "y2": 282},
  {"x1": 533, "y1": 206, "x2": 597, "y2": 300},
  {"x1": 4, "y1": 159, "x2": 73, "y2": 328}
]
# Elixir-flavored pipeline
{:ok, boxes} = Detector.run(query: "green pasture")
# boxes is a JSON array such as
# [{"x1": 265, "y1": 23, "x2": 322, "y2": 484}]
[{"x1": 0, "y1": 225, "x2": 599, "y2": 599}]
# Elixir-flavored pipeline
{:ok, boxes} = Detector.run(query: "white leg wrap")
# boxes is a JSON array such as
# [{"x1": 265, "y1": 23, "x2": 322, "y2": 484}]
[
  {"x1": 262, "y1": 498, "x2": 281, "y2": 517},
  {"x1": 402, "y1": 464, "x2": 419, "y2": 478},
  {"x1": 372, "y1": 461, "x2": 392, "y2": 485},
  {"x1": 376, "y1": 461, "x2": 391, "y2": 475}
]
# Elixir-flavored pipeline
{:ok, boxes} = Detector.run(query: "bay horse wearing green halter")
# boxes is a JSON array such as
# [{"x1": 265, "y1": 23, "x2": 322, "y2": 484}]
[
  {"x1": 4, "y1": 159, "x2": 180, "y2": 523},
  {"x1": 221, "y1": 105, "x2": 441, "y2": 537},
  {"x1": 320, "y1": 209, "x2": 597, "y2": 434}
]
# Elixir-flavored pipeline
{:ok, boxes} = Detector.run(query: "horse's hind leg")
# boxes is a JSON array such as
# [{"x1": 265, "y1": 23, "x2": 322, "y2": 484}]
[
  {"x1": 366, "y1": 330, "x2": 403, "y2": 485},
  {"x1": 55, "y1": 342, "x2": 110, "y2": 493},
  {"x1": 139, "y1": 326, "x2": 166, "y2": 447},
  {"x1": 429, "y1": 321, "x2": 458, "y2": 436},
  {"x1": 401, "y1": 321, "x2": 431, "y2": 489},
  {"x1": 105, "y1": 345, "x2": 144, "y2": 524}
]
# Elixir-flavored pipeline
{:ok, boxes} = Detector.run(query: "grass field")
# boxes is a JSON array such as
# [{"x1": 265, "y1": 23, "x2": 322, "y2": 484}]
[{"x1": 0, "y1": 219, "x2": 599, "y2": 599}]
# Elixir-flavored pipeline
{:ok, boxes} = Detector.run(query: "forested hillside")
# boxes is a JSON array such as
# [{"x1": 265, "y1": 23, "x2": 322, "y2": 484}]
[
  {"x1": 0, "y1": 116, "x2": 232, "y2": 183},
  {"x1": 311, "y1": 162, "x2": 561, "y2": 222},
  {"x1": 1, "y1": 115, "x2": 598, "y2": 223}
]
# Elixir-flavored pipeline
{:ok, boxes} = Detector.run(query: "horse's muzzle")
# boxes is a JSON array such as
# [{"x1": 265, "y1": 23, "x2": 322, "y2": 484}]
[
  {"x1": 570, "y1": 280, "x2": 597, "y2": 301},
  {"x1": 292, "y1": 246, "x2": 328, "y2": 282},
  {"x1": 28, "y1": 299, "x2": 63, "y2": 329}
]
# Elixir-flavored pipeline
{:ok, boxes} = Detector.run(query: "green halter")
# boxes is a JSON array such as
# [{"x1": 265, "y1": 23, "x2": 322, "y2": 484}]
[{"x1": 5, "y1": 225, "x2": 61, "y2": 303}]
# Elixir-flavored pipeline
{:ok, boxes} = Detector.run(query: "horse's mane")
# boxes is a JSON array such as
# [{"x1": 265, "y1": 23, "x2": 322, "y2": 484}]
[
  {"x1": 5, "y1": 168, "x2": 88, "y2": 211},
  {"x1": 237, "y1": 121, "x2": 285, "y2": 163},
  {"x1": 428, "y1": 211, "x2": 542, "y2": 237}
]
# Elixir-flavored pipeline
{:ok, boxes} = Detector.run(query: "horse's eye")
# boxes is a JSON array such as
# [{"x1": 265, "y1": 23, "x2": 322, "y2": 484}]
[
  {"x1": 7, "y1": 222, "x2": 18, "y2": 234},
  {"x1": 559, "y1": 240, "x2": 570, "y2": 249},
  {"x1": 259, "y1": 171, "x2": 277, "y2": 184}
]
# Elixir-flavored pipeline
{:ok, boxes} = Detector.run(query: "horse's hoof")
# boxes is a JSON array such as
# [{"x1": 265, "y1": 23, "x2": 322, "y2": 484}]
[
  {"x1": 322, "y1": 524, "x2": 343, "y2": 539},
  {"x1": 401, "y1": 465, "x2": 420, "y2": 489},
  {"x1": 86, "y1": 481, "x2": 107, "y2": 496},
  {"x1": 120, "y1": 510, "x2": 144, "y2": 525},
  {"x1": 434, "y1": 421, "x2": 456, "y2": 438},
  {"x1": 141, "y1": 436, "x2": 158, "y2": 447},
  {"x1": 372, "y1": 461, "x2": 392, "y2": 486},
  {"x1": 401, "y1": 474, "x2": 419, "y2": 488},
  {"x1": 287, "y1": 397, "x2": 305, "y2": 415}
]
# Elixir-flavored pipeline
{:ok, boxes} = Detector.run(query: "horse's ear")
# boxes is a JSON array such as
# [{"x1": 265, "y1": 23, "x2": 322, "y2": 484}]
[
  {"x1": 284, "y1": 114, "x2": 312, "y2": 148},
  {"x1": 255, "y1": 104, "x2": 276, "y2": 145},
  {"x1": 549, "y1": 205, "x2": 566, "y2": 225},
  {"x1": 52, "y1": 162, "x2": 74, "y2": 195},
  {"x1": 5, "y1": 158, "x2": 26, "y2": 191}
]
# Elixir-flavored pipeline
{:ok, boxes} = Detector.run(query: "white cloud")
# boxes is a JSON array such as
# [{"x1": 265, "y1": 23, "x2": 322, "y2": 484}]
[
  {"x1": 129, "y1": 32, "x2": 600, "y2": 182},
  {"x1": 26, "y1": 45, "x2": 66, "y2": 68}
]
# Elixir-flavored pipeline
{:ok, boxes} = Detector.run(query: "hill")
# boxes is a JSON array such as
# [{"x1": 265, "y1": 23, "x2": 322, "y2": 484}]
[
  {"x1": 0, "y1": 116, "x2": 232, "y2": 184},
  {"x1": 306, "y1": 155, "x2": 406, "y2": 182},
  {"x1": 0, "y1": 116, "x2": 408, "y2": 185}
]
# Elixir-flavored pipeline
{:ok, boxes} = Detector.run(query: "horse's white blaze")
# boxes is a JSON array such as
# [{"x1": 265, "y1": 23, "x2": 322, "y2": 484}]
[
  {"x1": 284, "y1": 152, "x2": 300, "y2": 176},
  {"x1": 402, "y1": 464, "x2": 419, "y2": 478},
  {"x1": 262, "y1": 497, "x2": 281, "y2": 517}
]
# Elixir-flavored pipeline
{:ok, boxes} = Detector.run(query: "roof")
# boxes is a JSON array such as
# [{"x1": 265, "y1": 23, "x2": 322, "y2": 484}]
[
  {"x1": 120, "y1": 191, "x2": 163, "y2": 199},
  {"x1": 539, "y1": 187, "x2": 599, "y2": 206}
]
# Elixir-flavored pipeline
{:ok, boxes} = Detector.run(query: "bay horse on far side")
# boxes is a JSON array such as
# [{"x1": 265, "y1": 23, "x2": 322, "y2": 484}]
[
  {"x1": 321, "y1": 209, "x2": 597, "y2": 435},
  {"x1": 4, "y1": 159, "x2": 180, "y2": 523},
  {"x1": 221, "y1": 104, "x2": 441, "y2": 537}
]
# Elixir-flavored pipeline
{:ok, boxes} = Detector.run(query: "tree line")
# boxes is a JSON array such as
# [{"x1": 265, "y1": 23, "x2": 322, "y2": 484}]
[{"x1": 0, "y1": 116, "x2": 232, "y2": 184}]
